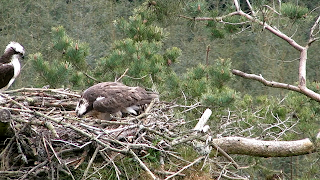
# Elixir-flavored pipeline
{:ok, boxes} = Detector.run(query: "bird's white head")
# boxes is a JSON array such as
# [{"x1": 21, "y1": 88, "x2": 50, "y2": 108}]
[
  {"x1": 5, "y1": 41, "x2": 25, "y2": 57},
  {"x1": 75, "y1": 98, "x2": 90, "y2": 117}
]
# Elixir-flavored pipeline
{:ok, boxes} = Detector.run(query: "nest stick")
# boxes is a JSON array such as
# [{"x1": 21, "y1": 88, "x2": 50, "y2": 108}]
[
  {"x1": 130, "y1": 149, "x2": 158, "y2": 180},
  {"x1": 164, "y1": 156, "x2": 205, "y2": 180},
  {"x1": 81, "y1": 145, "x2": 100, "y2": 180}
]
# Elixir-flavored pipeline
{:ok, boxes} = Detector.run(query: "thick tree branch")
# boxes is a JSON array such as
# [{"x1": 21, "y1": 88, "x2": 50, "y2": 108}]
[{"x1": 211, "y1": 137, "x2": 314, "y2": 157}]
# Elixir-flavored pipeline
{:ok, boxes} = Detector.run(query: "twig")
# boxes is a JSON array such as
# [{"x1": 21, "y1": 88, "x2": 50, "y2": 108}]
[
  {"x1": 84, "y1": 161, "x2": 112, "y2": 180},
  {"x1": 19, "y1": 160, "x2": 49, "y2": 180},
  {"x1": 45, "y1": 138, "x2": 62, "y2": 164},
  {"x1": 116, "y1": 68, "x2": 129, "y2": 82},
  {"x1": 106, "y1": 153, "x2": 121, "y2": 180},
  {"x1": 44, "y1": 121, "x2": 60, "y2": 138},
  {"x1": 130, "y1": 149, "x2": 158, "y2": 180},
  {"x1": 74, "y1": 149, "x2": 89, "y2": 169},
  {"x1": 82, "y1": 145, "x2": 100, "y2": 180},
  {"x1": 42, "y1": 137, "x2": 51, "y2": 163},
  {"x1": 154, "y1": 170, "x2": 185, "y2": 177},
  {"x1": 165, "y1": 156, "x2": 205, "y2": 180},
  {"x1": 4, "y1": 87, "x2": 81, "y2": 97},
  {"x1": 210, "y1": 142, "x2": 239, "y2": 169},
  {"x1": 51, "y1": 139, "x2": 92, "y2": 149}
]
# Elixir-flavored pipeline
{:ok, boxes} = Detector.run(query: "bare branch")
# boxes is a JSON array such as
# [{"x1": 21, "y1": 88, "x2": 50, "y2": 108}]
[
  {"x1": 130, "y1": 149, "x2": 158, "y2": 180},
  {"x1": 82, "y1": 145, "x2": 100, "y2": 180},
  {"x1": 235, "y1": 11, "x2": 304, "y2": 52},
  {"x1": 245, "y1": 0, "x2": 255, "y2": 16},
  {"x1": 210, "y1": 137, "x2": 314, "y2": 157},
  {"x1": 194, "y1": 109, "x2": 212, "y2": 131},
  {"x1": 308, "y1": 14, "x2": 320, "y2": 45},
  {"x1": 232, "y1": 69, "x2": 320, "y2": 102},
  {"x1": 234, "y1": 0, "x2": 240, "y2": 12},
  {"x1": 262, "y1": 5, "x2": 281, "y2": 15},
  {"x1": 232, "y1": 69, "x2": 300, "y2": 91},
  {"x1": 116, "y1": 68, "x2": 129, "y2": 82},
  {"x1": 164, "y1": 156, "x2": 205, "y2": 180}
]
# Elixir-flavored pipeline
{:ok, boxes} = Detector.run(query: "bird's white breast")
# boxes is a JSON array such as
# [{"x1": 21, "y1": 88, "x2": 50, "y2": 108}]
[
  {"x1": 3, "y1": 55, "x2": 21, "y2": 90},
  {"x1": 11, "y1": 55, "x2": 21, "y2": 78}
]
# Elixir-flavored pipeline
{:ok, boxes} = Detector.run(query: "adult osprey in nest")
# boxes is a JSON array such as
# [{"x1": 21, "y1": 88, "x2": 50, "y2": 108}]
[
  {"x1": 0, "y1": 42, "x2": 25, "y2": 91},
  {"x1": 75, "y1": 82, "x2": 159, "y2": 120}
]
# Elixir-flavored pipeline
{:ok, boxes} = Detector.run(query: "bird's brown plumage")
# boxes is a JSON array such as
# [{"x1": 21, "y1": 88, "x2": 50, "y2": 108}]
[{"x1": 76, "y1": 82, "x2": 158, "y2": 119}]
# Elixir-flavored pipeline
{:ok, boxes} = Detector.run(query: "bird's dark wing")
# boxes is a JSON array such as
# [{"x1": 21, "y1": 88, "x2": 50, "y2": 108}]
[
  {"x1": 0, "y1": 64, "x2": 14, "y2": 89},
  {"x1": 85, "y1": 82, "x2": 158, "y2": 114}
]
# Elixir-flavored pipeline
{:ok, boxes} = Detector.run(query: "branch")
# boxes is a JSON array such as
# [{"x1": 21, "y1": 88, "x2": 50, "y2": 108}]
[
  {"x1": 235, "y1": 11, "x2": 305, "y2": 52},
  {"x1": 116, "y1": 68, "x2": 129, "y2": 82},
  {"x1": 233, "y1": 0, "x2": 240, "y2": 12},
  {"x1": 164, "y1": 156, "x2": 205, "y2": 180},
  {"x1": 232, "y1": 69, "x2": 320, "y2": 102},
  {"x1": 181, "y1": 10, "x2": 305, "y2": 52},
  {"x1": 193, "y1": 109, "x2": 212, "y2": 131},
  {"x1": 210, "y1": 137, "x2": 314, "y2": 157},
  {"x1": 232, "y1": 69, "x2": 300, "y2": 91},
  {"x1": 308, "y1": 14, "x2": 320, "y2": 45},
  {"x1": 82, "y1": 145, "x2": 100, "y2": 180},
  {"x1": 4, "y1": 87, "x2": 81, "y2": 97},
  {"x1": 130, "y1": 149, "x2": 158, "y2": 180}
]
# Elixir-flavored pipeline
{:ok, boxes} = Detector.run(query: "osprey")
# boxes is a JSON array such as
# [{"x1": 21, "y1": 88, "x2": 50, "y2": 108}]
[
  {"x1": 0, "y1": 42, "x2": 25, "y2": 91},
  {"x1": 75, "y1": 82, "x2": 159, "y2": 120}
]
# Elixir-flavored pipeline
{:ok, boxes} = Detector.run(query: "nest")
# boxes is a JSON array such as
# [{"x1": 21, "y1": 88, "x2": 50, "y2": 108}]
[{"x1": 0, "y1": 87, "x2": 214, "y2": 180}]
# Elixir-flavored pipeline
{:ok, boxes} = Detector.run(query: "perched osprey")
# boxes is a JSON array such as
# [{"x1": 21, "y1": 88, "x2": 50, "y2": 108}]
[
  {"x1": 75, "y1": 82, "x2": 159, "y2": 120},
  {"x1": 0, "y1": 42, "x2": 25, "y2": 91}
]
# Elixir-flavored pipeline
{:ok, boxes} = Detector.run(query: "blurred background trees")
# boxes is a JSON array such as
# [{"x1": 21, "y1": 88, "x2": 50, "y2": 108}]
[{"x1": 2, "y1": 0, "x2": 320, "y2": 178}]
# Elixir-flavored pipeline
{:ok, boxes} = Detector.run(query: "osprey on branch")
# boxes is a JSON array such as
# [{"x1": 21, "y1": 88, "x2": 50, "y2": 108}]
[
  {"x1": 75, "y1": 82, "x2": 159, "y2": 120},
  {"x1": 0, "y1": 42, "x2": 25, "y2": 91}
]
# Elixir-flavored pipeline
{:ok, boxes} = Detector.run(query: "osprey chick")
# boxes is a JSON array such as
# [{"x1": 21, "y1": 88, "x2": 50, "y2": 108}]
[
  {"x1": 0, "y1": 42, "x2": 25, "y2": 91},
  {"x1": 75, "y1": 82, "x2": 158, "y2": 120}
]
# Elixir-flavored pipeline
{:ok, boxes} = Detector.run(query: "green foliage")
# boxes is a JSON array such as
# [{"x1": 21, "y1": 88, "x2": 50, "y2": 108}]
[
  {"x1": 208, "y1": 58, "x2": 232, "y2": 88},
  {"x1": 185, "y1": 0, "x2": 207, "y2": 17},
  {"x1": 30, "y1": 53, "x2": 70, "y2": 88},
  {"x1": 30, "y1": 26, "x2": 89, "y2": 88},
  {"x1": 95, "y1": 8, "x2": 181, "y2": 88},
  {"x1": 281, "y1": 2, "x2": 308, "y2": 20},
  {"x1": 163, "y1": 47, "x2": 182, "y2": 65},
  {"x1": 201, "y1": 87, "x2": 236, "y2": 107},
  {"x1": 210, "y1": 28, "x2": 225, "y2": 39},
  {"x1": 159, "y1": 58, "x2": 236, "y2": 108},
  {"x1": 114, "y1": 14, "x2": 168, "y2": 42},
  {"x1": 52, "y1": 26, "x2": 89, "y2": 70}
]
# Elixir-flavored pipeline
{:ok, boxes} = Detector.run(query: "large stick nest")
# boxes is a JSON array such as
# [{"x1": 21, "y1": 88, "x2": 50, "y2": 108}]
[{"x1": 0, "y1": 88, "x2": 247, "y2": 180}]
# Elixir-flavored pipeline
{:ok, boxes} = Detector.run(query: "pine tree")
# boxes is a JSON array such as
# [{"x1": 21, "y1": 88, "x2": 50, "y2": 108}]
[
  {"x1": 30, "y1": 26, "x2": 91, "y2": 88},
  {"x1": 30, "y1": 1, "x2": 237, "y2": 114},
  {"x1": 94, "y1": 5, "x2": 181, "y2": 88}
]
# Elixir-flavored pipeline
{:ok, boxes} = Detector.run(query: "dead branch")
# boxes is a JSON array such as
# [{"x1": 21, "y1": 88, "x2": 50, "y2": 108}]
[
  {"x1": 130, "y1": 149, "x2": 158, "y2": 180},
  {"x1": 82, "y1": 145, "x2": 100, "y2": 180},
  {"x1": 210, "y1": 137, "x2": 314, "y2": 157},
  {"x1": 232, "y1": 69, "x2": 320, "y2": 102},
  {"x1": 164, "y1": 156, "x2": 205, "y2": 180}
]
